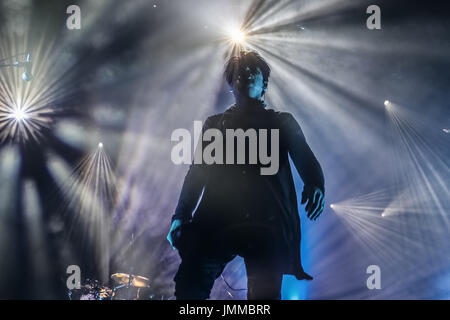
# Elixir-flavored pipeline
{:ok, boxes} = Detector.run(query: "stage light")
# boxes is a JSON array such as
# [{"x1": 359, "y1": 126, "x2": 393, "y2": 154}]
[
  {"x1": 330, "y1": 204, "x2": 335, "y2": 209},
  {"x1": 443, "y1": 129, "x2": 449, "y2": 134},
  {"x1": 1, "y1": 103, "x2": 53, "y2": 142},
  {"x1": 384, "y1": 100, "x2": 390, "y2": 107},
  {"x1": 98, "y1": 142, "x2": 103, "y2": 149},
  {"x1": 10, "y1": 108, "x2": 28, "y2": 121},
  {"x1": 229, "y1": 28, "x2": 246, "y2": 44}
]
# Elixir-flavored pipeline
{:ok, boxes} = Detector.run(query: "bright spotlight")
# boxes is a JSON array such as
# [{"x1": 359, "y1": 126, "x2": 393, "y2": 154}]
[
  {"x1": 330, "y1": 204, "x2": 335, "y2": 209},
  {"x1": 229, "y1": 28, "x2": 246, "y2": 44},
  {"x1": 11, "y1": 108, "x2": 28, "y2": 121},
  {"x1": 384, "y1": 100, "x2": 390, "y2": 108},
  {"x1": 98, "y1": 142, "x2": 103, "y2": 149}
]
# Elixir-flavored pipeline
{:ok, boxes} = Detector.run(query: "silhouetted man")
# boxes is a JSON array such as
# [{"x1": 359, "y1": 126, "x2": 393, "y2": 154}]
[{"x1": 167, "y1": 50, "x2": 325, "y2": 300}]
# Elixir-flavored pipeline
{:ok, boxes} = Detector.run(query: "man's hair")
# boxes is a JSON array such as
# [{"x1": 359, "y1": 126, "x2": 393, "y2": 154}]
[{"x1": 224, "y1": 50, "x2": 271, "y2": 92}]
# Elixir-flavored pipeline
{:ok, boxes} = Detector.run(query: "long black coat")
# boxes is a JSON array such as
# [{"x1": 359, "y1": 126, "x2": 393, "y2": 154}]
[{"x1": 172, "y1": 103, "x2": 324, "y2": 279}]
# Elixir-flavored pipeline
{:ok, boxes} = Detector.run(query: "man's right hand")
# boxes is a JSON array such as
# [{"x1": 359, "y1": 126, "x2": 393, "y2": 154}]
[{"x1": 167, "y1": 219, "x2": 183, "y2": 250}]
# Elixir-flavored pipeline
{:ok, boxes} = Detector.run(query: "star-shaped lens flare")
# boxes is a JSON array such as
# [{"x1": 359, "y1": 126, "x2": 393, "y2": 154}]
[{"x1": 0, "y1": 102, "x2": 54, "y2": 143}]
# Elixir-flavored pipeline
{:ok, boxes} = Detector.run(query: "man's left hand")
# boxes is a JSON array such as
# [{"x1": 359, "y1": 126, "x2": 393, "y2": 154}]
[{"x1": 301, "y1": 186, "x2": 325, "y2": 221}]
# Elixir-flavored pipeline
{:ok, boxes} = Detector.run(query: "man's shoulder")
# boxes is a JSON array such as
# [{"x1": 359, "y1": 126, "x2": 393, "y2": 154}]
[
  {"x1": 203, "y1": 107, "x2": 296, "y2": 126},
  {"x1": 203, "y1": 105, "x2": 237, "y2": 125},
  {"x1": 264, "y1": 108, "x2": 296, "y2": 125},
  {"x1": 204, "y1": 113, "x2": 224, "y2": 126},
  {"x1": 264, "y1": 108, "x2": 290, "y2": 116}
]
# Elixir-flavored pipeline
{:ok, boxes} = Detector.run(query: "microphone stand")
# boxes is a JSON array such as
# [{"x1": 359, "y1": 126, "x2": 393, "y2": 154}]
[{"x1": 128, "y1": 233, "x2": 135, "y2": 300}]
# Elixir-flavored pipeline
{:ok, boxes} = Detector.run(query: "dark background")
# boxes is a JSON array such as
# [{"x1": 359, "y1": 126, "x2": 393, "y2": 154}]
[{"x1": 0, "y1": 0, "x2": 448, "y2": 299}]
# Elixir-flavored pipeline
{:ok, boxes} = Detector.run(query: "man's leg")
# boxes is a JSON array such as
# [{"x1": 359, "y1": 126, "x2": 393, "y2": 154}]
[
  {"x1": 174, "y1": 255, "x2": 227, "y2": 300},
  {"x1": 240, "y1": 226, "x2": 284, "y2": 300},
  {"x1": 173, "y1": 223, "x2": 234, "y2": 300},
  {"x1": 245, "y1": 259, "x2": 283, "y2": 300}
]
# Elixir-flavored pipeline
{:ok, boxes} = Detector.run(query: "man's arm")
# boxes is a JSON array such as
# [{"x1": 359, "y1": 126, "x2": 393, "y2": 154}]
[
  {"x1": 171, "y1": 158, "x2": 207, "y2": 223},
  {"x1": 282, "y1": 113, "x2": 325, "y2": 220},
  {"x1": 167, "y1": 118, "x2": 211, "y2": 248}
]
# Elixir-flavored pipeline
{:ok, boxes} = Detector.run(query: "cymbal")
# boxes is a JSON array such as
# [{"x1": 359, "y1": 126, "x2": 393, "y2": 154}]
[{"x1": 110, "y1": 273, "x2": 150, "y2": 288}]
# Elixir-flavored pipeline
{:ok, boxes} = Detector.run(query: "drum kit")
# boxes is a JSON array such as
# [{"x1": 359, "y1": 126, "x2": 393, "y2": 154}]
[
  {"x1": 69, "y1": 273, "x2": 160, "y2": 300},
  {"x1": 68, "y1": 235, "x2": 171, "y2": 300}
]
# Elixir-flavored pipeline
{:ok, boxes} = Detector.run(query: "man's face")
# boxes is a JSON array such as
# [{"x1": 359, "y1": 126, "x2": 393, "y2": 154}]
[{"x1": 234, "y1": 66, "x2": 265, "y2": 99}]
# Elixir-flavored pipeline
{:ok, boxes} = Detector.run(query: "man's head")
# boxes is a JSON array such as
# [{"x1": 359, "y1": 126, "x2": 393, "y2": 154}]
[{"x1": 224, "y1": 50, "x2": 271, "y2": 101}]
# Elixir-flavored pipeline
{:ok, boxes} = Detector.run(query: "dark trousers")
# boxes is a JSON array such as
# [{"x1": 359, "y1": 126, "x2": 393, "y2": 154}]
[{"x1": 174, "y1": 222, "x2": 284, "y2": 300}]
